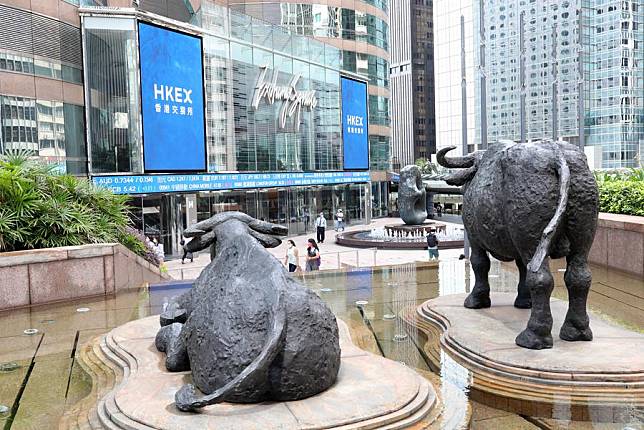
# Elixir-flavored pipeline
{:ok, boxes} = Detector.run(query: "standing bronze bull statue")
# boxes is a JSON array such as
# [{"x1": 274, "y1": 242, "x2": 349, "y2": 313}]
[{"x1": 437, "y1": 140, "x2": 599, "y2": 350}]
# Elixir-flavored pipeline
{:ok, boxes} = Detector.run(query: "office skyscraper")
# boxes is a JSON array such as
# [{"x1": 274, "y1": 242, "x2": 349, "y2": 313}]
[
  {"x1": 435, "y1": 0, "x2": 643, "y2": 168},
  {"x1": 390, "y1": 0, "x2": 436, "y2": 170},
  {"x1": 433, "y1": 0, "x2": 477, "y2": 157}
]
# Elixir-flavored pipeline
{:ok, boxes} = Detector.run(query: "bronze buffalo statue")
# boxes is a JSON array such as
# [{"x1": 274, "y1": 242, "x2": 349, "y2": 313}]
[
  {"x1": 155, "y1": 212, "x2": 341, "y2": 411},
  {"x1": 437, "y1": 140, "x2": 599, "y2": 350}
]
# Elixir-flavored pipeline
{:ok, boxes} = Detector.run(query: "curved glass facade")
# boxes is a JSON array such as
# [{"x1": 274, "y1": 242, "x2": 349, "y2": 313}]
[{"x1": 84, "y1": 7, "x2": 350, "y2": 174}]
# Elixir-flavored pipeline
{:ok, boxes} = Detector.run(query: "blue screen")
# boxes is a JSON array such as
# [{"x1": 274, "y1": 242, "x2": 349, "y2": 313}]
[
  {"x1": 341, "y1": 77, "x2": 369, "y2": 170},
  {"x1": 139, "y1": 22, "x2": 206, "y2": 172},
  {"x1": 93, "y1": 171, "x2": 371, "y2": 194}
]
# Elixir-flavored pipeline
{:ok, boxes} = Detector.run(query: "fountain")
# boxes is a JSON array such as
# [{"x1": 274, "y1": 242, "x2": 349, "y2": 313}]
[{"x1": 337, "y1": 165, "x2": 465, "y2": 249}]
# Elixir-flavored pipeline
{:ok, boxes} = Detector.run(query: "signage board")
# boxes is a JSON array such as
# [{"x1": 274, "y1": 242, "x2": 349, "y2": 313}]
[
  {"x1": 341, "y1": 76, "x2": 369, "y2": 170},
  {"x1": 252, "y1": 65, "x2": 317, "y2": 129},
  {"x1": 93, "y1": 171, "x2": 371, "y2": 195},
  {"x1": 138, "y1": 22, "x2": 206, "y2": 172}
]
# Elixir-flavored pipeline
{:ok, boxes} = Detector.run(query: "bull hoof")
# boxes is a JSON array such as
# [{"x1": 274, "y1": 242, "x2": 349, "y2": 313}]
[
  {"x1": 515, "y1": 329, "x2": 553, "y2": 350},
  {"x1": 559, "y1": 322, "x2": 593, "y2": 342},
  {"x1": 513, "y1": 296, "x2": 532, "y2": 309},
  {"x1": 175, "y1": 384, "x2": 198, "y2": 412},
  {"x1": 463, "y1": 293, "x2": 491, "y2": 309},
  {"x1": 160, "y1": 307, "x2": 187, "y2": 326}
]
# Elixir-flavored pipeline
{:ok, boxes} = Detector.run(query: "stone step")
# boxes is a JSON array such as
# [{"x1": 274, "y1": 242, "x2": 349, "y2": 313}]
[{"x1": 85, "y1": 316, "x2": 444, "y2": 430}]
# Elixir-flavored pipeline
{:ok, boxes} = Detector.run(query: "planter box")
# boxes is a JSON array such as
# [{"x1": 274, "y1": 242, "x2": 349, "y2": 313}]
[
  {"x1": 589, "y1": 213, "x2": 644, "y2": 277},
  {"x1": 0, "y1": 243, "x2": 170, "y2": 311}
]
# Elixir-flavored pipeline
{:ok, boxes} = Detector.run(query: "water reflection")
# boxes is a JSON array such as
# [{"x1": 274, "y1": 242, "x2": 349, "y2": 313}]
[{"x1": 0, "y1": 258, "x2": 640, "y2": 429}]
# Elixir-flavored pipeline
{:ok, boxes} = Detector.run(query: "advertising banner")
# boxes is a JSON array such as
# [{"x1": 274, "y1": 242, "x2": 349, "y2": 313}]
[
  {"x1": 93, "y1": 171, "x2": 371, "y2": 195},
  {"x1": 138, "y1": 22, "x2": 206, "y2": 172},
  {"x1": 341, "y1": 76, "x2": 369, "y2": 170}
]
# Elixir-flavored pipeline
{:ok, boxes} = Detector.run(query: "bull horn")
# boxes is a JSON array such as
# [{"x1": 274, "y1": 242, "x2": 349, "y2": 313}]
[{"x1": 437, "y1": 146, "x2": 475, "y2": 168}]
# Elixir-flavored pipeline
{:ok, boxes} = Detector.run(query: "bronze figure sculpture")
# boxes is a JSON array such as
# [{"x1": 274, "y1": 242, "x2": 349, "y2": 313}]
[{"x1": 399, "y1": 165, "x2": 427, "y2": 225}]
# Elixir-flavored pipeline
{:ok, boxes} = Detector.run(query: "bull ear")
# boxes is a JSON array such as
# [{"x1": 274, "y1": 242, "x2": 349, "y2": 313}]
[
  {"x1": 248, "y1": 229, "x2": 283, "y2": 248},
  {"x1": 185, "y1": 230, "x2": 216, "y2": 252}
]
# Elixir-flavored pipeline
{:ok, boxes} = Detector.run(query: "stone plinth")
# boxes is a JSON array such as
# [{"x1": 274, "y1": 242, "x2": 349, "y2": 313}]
[
  {"x1": 88, "y1": 316, "x2": 440, "y2": 430},
  {"x1": 415, "y1": 293, "x2": 644, "y2": 423}
]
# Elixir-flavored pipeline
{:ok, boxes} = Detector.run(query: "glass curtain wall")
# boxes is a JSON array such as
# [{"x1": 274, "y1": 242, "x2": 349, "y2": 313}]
[
  {"x1": 83, "y1": 17, "x2": 142, "y2": 174},
  {"x1": 0, "y1": 95, "x2": 86, "y2": 174},
  {"x1": 191, "y1": 184, "x2": 367, "y2": 238},
  {"x1": 203, "y1": 8, "x2": 343, "y2": 173}
]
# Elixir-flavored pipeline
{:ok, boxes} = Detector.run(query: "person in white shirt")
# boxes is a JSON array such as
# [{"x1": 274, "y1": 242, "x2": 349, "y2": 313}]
[
  {"x1": 284, "y1": 239, "x2": 299, "y2": 272},
  {"x1": 335, "y1": 209, "x2": 345, "y2": 232},
  {"x1": 315, "y1": 212, "x2": 327, "y2": 243}
]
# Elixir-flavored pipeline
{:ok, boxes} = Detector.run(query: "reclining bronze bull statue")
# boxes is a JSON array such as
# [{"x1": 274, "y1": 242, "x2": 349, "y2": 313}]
[
  {"x1": 437, "y1": 140, "x2": 599, "y2": 350},
  {"x1": 155, "y1": 212, "x2": 341, "y2": 411}
]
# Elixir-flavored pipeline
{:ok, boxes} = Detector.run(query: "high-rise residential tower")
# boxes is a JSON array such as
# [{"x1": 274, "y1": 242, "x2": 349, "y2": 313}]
[
  {"x1": 582, "y1": 0, "x2": 643, "y2": 168},
  {"x1": 435, "y1": 0, "x2": 643, "y2": 168},
  {"x1": 389, "y1": 0, "x2": 436, "y2": 170}
]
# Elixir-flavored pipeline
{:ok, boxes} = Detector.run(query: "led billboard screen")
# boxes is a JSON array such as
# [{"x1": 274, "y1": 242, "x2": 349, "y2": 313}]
[
  {"x1": 341, "y1": 76, "x2": 369, "y2": 170},
  {"x1": 138, "y1": 22, "x2": 206, "y2": 172}
]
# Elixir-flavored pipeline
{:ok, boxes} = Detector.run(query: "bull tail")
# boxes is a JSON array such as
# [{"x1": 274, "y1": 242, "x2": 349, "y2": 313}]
[
  {"x1": 174, "y1": 281, "x2": 287, "y2": 411},
  {"x1": 527, "y1": 148, "x2": 570, "y2": 272}
]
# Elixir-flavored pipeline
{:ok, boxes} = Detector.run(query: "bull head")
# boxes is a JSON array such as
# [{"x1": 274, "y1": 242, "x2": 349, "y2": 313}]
[
  {"x1": 184, "y1": 212, "x2": 288, "y2": 255},
  {"x1": 436, "y1": 146, "x2": 482, "y2": 186}
]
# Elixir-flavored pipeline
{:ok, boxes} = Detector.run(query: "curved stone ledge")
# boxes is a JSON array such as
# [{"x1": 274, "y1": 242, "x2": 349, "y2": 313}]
[
  {"x1": 414, "y1": 293, "x2": 644, "y2": 423},
  {"x1": 82, "y1": 316, "x2": 440, "y2": 430}
]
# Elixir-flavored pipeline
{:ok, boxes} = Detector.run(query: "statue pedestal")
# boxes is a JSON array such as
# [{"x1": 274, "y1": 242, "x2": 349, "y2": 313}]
[
  {"x1": 413, "y1": 293, "x2": 644, "y2": 423},
  {"x1": 78, "y1": 317, "x2": 441, "y2": 429}
]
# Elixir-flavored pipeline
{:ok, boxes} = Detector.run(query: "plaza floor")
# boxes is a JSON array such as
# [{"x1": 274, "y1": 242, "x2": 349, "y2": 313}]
[
  {"x1": 165, "y1": 216, "x2": 466, "y2": 280},
  {"x1": 0, "y1": 254, "x2": 641, "y2": 429}
]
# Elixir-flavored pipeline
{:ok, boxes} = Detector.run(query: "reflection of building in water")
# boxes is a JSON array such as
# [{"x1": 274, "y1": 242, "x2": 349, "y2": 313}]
[
  {"x1": 439, "y1": 350, "x2": 471, "y2": 427},
  {"x1": 438, "y1": 260, "x2": 470, "y2": 295},
  {"x1": 388, "y1": 263, "x2": 419, "y2": 366}
]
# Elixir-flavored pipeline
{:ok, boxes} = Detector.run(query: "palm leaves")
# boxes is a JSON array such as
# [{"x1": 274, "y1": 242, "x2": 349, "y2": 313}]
[{"x1": 0, "y1": 152, "x2": 147, "y2": 256}]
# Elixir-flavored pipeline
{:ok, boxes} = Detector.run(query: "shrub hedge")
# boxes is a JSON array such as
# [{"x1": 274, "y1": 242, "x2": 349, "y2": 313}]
[
  {"x1": 0, "y1": 152, "x2": 159, "y2": 266},
  {"x1": 595, "y1": 168, "x2": 644, "y2": 217}
]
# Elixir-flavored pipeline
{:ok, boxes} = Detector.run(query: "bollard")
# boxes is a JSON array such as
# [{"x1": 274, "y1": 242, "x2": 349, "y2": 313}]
[{"x1": 356, "y1": 250, "x2": 360, "y2": 268}]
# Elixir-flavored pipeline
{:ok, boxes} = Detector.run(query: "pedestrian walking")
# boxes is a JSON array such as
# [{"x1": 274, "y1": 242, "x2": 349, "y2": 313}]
[
  {"x1": 303, "y1": 208, "x2": 310, "y2": 231},
  {"x1": 315, "y1": 212, "x2": 327, "y2": 243},
  {"x1": 436, "y1": 203, "x2": 443, "y2": 217},
  {"x1": 335, "y1": 208, "x2": 345, "y2": 232},
  {"x1": 426, "y1": 229, "x2": 439, "y2": 260},
  {"x1": 284, "y1": 239, "x2": 300, "y2": 273},
  {"x1": 152, "y1": 237, "x2": 165, "y2": 264},
  {"x1": 305, "y1": 238, "x2": 321, "y2": 271},
  {"x1": 180, "y1": 238, "x2": 193, "y2": 264}
]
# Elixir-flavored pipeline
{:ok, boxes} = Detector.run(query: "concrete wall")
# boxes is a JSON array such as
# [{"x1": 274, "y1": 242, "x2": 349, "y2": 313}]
[
  {"x1": 590, "y1": 213, "x2": 644, "y2": 278},
  {"x1": 0, "y1": 243, "x2": 170, "y2": 311}
]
